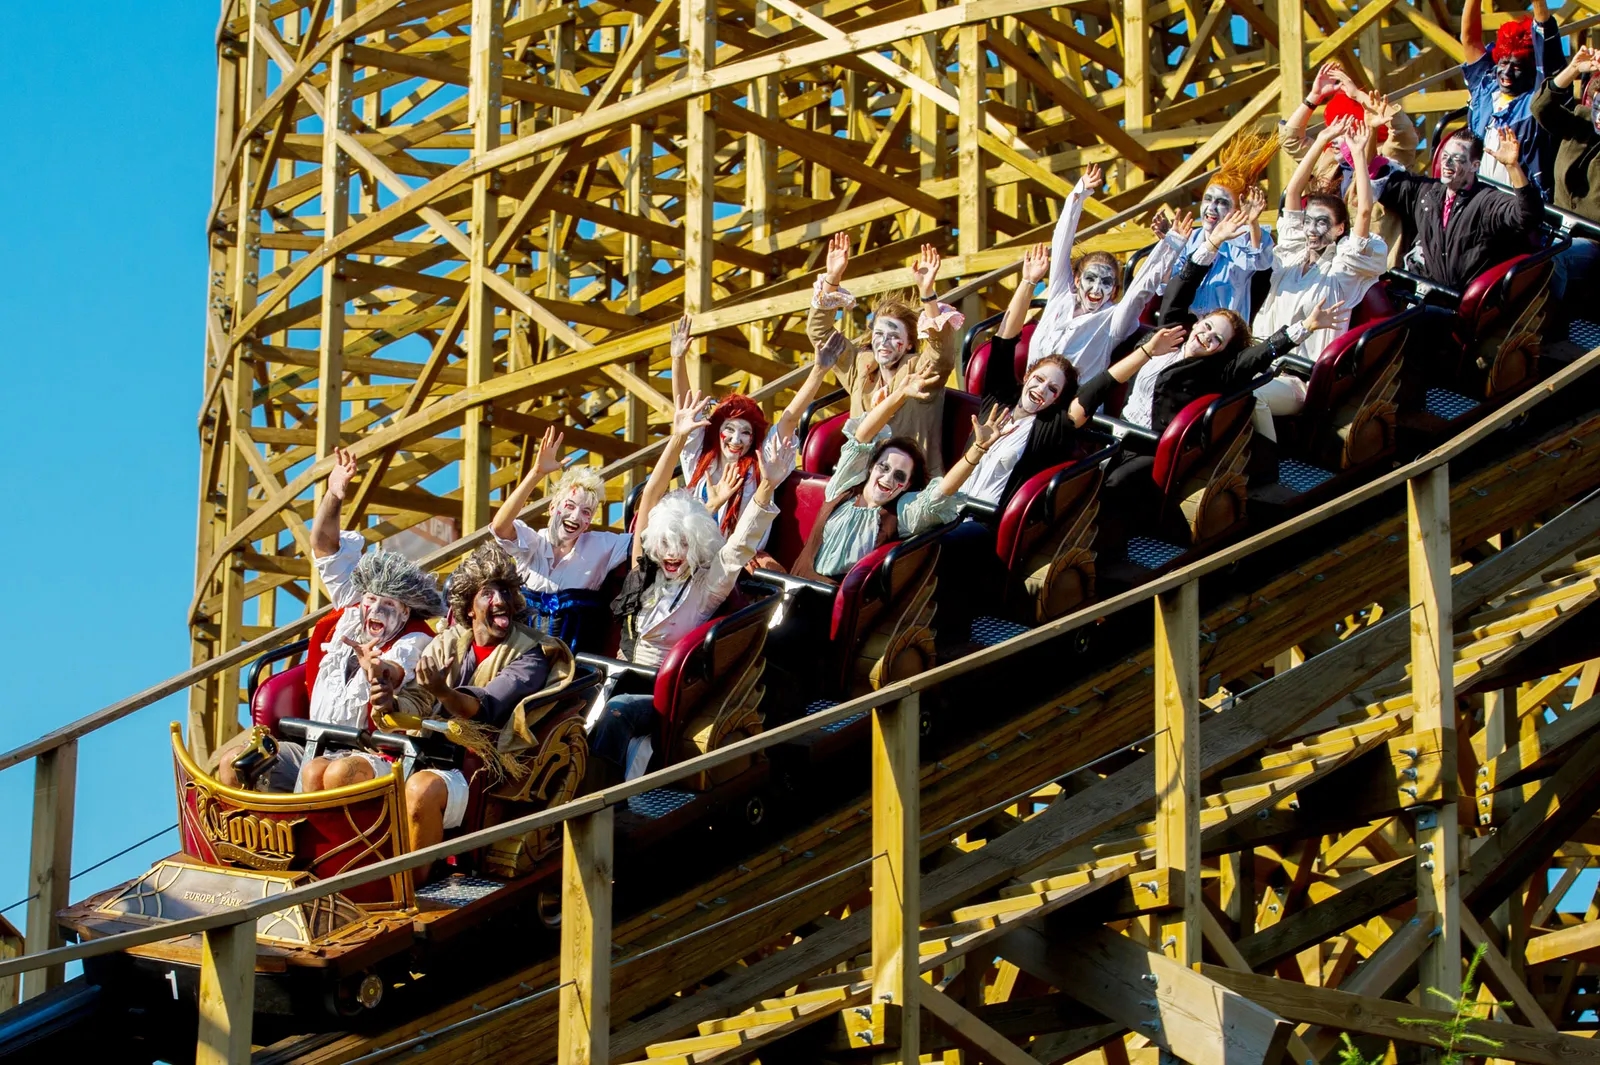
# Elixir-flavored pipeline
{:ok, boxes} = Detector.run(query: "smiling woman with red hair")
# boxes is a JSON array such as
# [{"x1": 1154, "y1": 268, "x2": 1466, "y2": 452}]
[{"x1": 668, "y1": 313, "x2": 833, "y2": 559}]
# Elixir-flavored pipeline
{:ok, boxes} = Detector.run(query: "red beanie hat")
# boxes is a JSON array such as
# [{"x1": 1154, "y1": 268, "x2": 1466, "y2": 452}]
[
  {"x1": 1322, "y1": 91, "x2": 1389, "y2": 145},
  {"x1": 1495, "y1": 16, "x2": 1534, "y2": 59}
]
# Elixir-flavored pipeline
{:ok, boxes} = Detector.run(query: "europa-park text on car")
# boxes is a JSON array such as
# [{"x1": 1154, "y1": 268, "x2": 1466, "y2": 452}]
[{"x1": 53, "y1": 199, "x2": 1600, "y2": 1031}]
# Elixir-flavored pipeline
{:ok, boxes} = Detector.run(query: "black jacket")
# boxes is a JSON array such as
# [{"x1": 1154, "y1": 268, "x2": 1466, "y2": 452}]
[
  {"x1": 1075, "y1": 252, "x2": 1299, "y2": 434},
  {"x1": 1531, "y1": 78, "x2": 1600, "y2": 222},
  {"x1": 977, "y1": 333, "x2": 1080, "y2": 503},
  {"x1": 1376, "y1": 168, "x2": 1542, "y2": 291}
]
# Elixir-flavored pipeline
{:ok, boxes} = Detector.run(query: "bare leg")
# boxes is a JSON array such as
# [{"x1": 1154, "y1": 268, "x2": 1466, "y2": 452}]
[
  {"x1": 405, "y1": 772, "x2": 450, "y2": 886},
  {"x1": 321, "y1": 757, "x2": 376, "y2": 790}
]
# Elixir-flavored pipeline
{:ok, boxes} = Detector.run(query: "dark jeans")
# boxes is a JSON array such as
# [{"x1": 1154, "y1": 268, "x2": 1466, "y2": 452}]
[
  {"x1": 588, "y1": 692, "x2": 658, "y2": 769},
  {"x1": 1102, "y1": 452, "x2": 1161, "y2": 531}
]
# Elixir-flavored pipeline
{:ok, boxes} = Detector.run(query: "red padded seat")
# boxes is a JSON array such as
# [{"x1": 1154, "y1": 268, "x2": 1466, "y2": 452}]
[{"x1": 250, "y1": 662, "x2": 310, "y2": 737}]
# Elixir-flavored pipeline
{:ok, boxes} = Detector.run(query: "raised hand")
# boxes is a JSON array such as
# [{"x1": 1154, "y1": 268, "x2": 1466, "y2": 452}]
[
  {"x1": 533, "y1": 426, "x2": 565, "y2": 480},
  {"x1": 1345, "y1": 118, "x2": 1374, "y2": 161},
  {"x1": 1319, "y1": 113, "x2": 1356, "y2": 145},
  {"x1": 910, "y1": 243, "x2": 942, "y2": 299},
  {"x1": 1303, "y1": 297, "x2": 1346, "y2": 333},
  {"x1": 1083, "y1": 163, "x2": 1105, "y2": 192},
  {"x1": 415, "y1": 651, "x2": 454, "y2": 699},
  {"x1": 757, "y1": 432, "x2": 797, "y2": 489},
  {"x1": 1169, "y1": 210, "x2": 1196, "y2": 242},
  {"x1": 824, "y1": 232, "x2": 851, "y2": 285},
  {"x1": 1020, "y1": 242, "x2": 1050, "y2": 285},
  {"x1": 672, "y1": 388, "x2": 713, "y2": 437},
  {"x1": 669, "y1": 312, "x2": 692, "y2": 361},
  {"x1": 1574, "y1": 45, "x2": 1600, "y2": 75},
  {"x1": 345, "y1": 635, "x2": 402, "y2": 691},
  {"x1": 1149, "y1": 210, "x2": 1172, "y2": 238},
  {"x1": 328, "y1": 446, "x2": 359, "y2": 500},
  {"x1": 706, "y1": 457, "x2": 744, "y2": 510},
  {"x1": 969, "y1": 406, "x2": 1018, "y2": 452},
  {"x1": 897, "y1": 364, "x2": 945, "y2": 402},
  {"x1": 1311, "y1": 61, "x2": 1345, "y2": 104},
  {"x1": 1209, "y1": 206, "x2": 1250, "y2": 245},
  {"x1": 815, "y1": 329, "x2": 848, "y2": 373},
  {"x1": 1146, "y1": 324, "x2": 1188, "y2": 357},
  {"x1": 1489, "y1": 124, "x2": 1521, "y2": 167},
  {"x1": 1241, "y1": 187, "x2": 1267, "y2": 225}
]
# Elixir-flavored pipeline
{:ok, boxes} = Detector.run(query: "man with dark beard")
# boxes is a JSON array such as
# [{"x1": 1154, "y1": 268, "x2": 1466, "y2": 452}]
[
  {"x1": 392, "y1": 543, "x2": 561, "y2": 855},
  {"x1": 1377, "y1": 127, "x2": 1543, "y2": 291},
  {"x1": 1461, "y1": 0, "x2": 1563, "y2": 200}
]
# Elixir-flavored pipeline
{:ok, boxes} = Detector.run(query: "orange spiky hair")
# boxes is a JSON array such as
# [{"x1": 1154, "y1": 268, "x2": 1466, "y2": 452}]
[{"x1": 1208, "y1": 128, "x2": 1280, "y2": 198}]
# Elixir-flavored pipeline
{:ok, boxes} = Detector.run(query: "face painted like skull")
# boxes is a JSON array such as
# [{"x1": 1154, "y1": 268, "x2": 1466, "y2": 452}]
[
  {"x1": 1200, "y1": 185, "x2": 1235, "y2": 231},
  {"x1": 550, "y1": 487, "x2": 598, "y2": 547},
  {"x1": 358, "y1": 592, "x2": 410, "y2": 645},
  {"x1": 1076, "y1": 262, "x2": 1117, "y2": 311},
  {"x1": 1303, "y1": 204, "x2": 1344, "y2": 253},
  {"x1": 1016, "y1": 363, "x2": 1068, "y2": 415},
  {"x1": 871, "y1": 317, "x2": 911, "y2": 371},
  {"x1": 1438, "y1": 139, "x2": 1478, "y2": 192}
]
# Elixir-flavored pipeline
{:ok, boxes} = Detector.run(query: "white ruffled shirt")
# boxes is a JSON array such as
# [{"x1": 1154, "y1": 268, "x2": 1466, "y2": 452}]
[
  {"x1": 962, "y1": 413, "x2": 1035, "y2": 505},
  {"x1": 496, "y1": 519, "x2": 632, "y2": 593},
  {"x1": 310, "y1": 532, "x2": 432, "y2": 729}
]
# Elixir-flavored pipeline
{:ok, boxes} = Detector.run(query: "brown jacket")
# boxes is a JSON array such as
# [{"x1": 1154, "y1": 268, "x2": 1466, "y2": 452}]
[{"x1": 806, "y1": 301, "x2": 960, "y2": 476}]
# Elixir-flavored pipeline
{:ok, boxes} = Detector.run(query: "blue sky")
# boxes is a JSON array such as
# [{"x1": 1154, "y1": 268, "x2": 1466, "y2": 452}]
[{"x1": 0, "y1": 7, "x2": 216, "y2": 922}]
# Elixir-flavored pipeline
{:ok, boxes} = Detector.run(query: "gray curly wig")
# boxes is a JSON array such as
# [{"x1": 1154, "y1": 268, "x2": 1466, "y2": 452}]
[
  {"x1": 352, "y1": 549, "x2": 446, "y2": 618},
  {"x1": 446, "y1": 542, "x2": 528, "y2": 623},
  {"x1": 639, "y1": 490, "x2": 723, "y2": 576}
]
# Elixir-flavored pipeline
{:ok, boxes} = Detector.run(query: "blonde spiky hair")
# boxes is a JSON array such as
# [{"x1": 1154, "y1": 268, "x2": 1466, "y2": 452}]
[
  {"x1": 1209, "y1": 128, "x2": 1279, "y2": 199},
  {"x1": 551, "y1": 465, "x2": 605, "y2": 510}
]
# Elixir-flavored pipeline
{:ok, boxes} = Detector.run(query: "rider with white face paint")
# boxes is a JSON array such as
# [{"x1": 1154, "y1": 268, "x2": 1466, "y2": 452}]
[
  {"x1": 1253, "y1": 117, "x2": 1388, "y2": 370},
  {"x1": 216, "y1": 447, "x2": 446, "y2": 794},
  {"x1": 810, "y1": 235, "x2": 964, "y2": 475},
  {"x1": 669, "y1": 314, "x2": 834, "y2": 549},
  {"x1": 1164, "y1": 130, "x2": 1279, "y2": 317},
  {"x1": 963, "y1": 244, "x2": 1097, "y2": 506},
  {"x1": 490, "y1": 427, "x2": 632, "y2": 649},
  {"x1": 790, "y1": 371, "x2": 1008, "y2": 582},
  {"x1": 1377, "y1": 126, "x2": 1544, "y2": 291},
  {"x1": 1029, "y1": 164, "x2": 1186, "y2": 381}
]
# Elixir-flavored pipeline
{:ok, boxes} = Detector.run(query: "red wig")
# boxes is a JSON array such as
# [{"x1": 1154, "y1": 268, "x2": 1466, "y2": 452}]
[
  {"x1": 1495, "y1": 16, "x2": 1534, "y2": 59},
  {"x1": 689, "y1": 393, "x2": 769, "y2": 536},
  {"x1": 1323, "y1": 90, "x2": 1388, "y2": 145}
]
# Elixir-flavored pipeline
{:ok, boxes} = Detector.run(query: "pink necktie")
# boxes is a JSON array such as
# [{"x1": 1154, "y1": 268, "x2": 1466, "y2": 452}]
[{"x1": 1441, "y1": 191, "x2": 1455, "y2": 229}]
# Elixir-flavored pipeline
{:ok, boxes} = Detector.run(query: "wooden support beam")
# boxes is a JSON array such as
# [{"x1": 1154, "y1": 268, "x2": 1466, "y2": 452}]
[
  {"x1": 195, "y1": 921, "x2": 255, "y2": 1065},
  {"x1": 681, "y1": 0, "x2": 716, "y2": 394},
  {"x1": 1408, "y1": 465, "x2": 1461, "y2": 1002},
  {"x1": 999, "y1": 925, "x2": 1292, "y2": 1065},
  {"x1": 558, "y1": 807, "x2": 614, "y2": 1065},
  {"x1": 957, "y1": 23, "x2": 987, "y2": 324},
  {"x1": 22, "y1": 740, "x2": 75, "y2": 1001},
  {"x1": 871, "y1": 693, "x2": 921, "y2": 1058},
  {"x1": 921, "y1": 985, "x2": 1041, "y2": 1065},
  {"x1": 1123, "y1": 0, "x2": 1151, "y2": 184},
  {"x1": 460, "y1": 0, "x2": 503, "y2": 536},
  {"x1": 1203, "y1": 966, "x2": 1600, "y2": 1065},
  {"x1": 1461, "y1": 910, "x2": 1557, "y2": 1030},
  {"x1": 1301, "y1": 912, "x2": 1436, "y2": 1057},
  {"x1": 1155, "y1": 581, "x2": 1201, "y2": 967}
]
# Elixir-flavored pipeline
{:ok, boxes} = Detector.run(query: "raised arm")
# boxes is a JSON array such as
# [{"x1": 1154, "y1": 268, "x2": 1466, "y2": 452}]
[
  {"x1": 808, "y1": 233, "x2": 861, "y2": 390},
  {"x1": 937, "y1": 407, "x2": 1016, "y2": 499},
  {"x1": 1066, "y1": 324, "x2": 1187, "y2": 427},
  {"x1": 1490, "y1": 123, "x2": 1533, "y2": 191},
  {"x1": 1110, "y1": 214, "x2": 1192, "y2": 343},
  {"x1": 1032, "y1": 165, "x2": 1101, "y2": 358},
  {"x1": 667, "y1": 313, "x2": 692, "y2": 408},
  {"x1": 1534, "y1": 0, "x2": 1563, "y2": 77},
  {"x1": 1283, "y1": 63, "x2": 1346, "y2": 156},
  {"x1": 1346, "y1": 122, "x2": 1376, "y2": 240},
  {"x1": 491, "y1": 427, "x2": 564, "y2": 542},
  {"x1": 1540, "y1": 48, "x2": 1600, "y2": 139},
  {"x1": 312, "y1": 447, "x2": 359, "y2": 558},
  {"x1": 631, "y1": 390, "x2": 709, "y2": 567},
  {"x1": 773, "y1": 331, "x2": 846, "y2": 443},
  {"x1": 1461, "y1": 0, "x2": 1485, "y2": 66},
  {"x1": 1286, "y1": 116, "x2": 1352, "y2": 211},
  {"x1": 853, "y1": 365, "x2": 942, "y2": 444},
  {"x1": 1000, "y1": 243, "x2": 1049, "y2": 341}
]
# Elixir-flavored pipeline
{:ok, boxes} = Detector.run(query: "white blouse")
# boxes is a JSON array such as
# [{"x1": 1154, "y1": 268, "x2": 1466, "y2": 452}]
[
  {"x1": 496, "y1": 519, "x2": 632, "y2": 593},
  {"x1": 310, "y1": 532, "x2": 432, "y2": 729}
]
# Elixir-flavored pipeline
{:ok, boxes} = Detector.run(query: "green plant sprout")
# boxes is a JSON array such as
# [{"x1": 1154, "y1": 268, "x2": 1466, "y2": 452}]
[{"x1": 1400, "y1": 944, "x2": 1510, "y2": 1064}]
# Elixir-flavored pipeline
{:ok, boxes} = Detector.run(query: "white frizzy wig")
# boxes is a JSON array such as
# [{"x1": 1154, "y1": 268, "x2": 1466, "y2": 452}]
[
  {"x1": 551, "y1": 465, "x2": 606, "y2": 509},
  {"x1": 639, "y1": 490, "x2": 723, "y2": 575},
  {"x1": 352, "y1": 548, "x2": 447, "y2": 618}
]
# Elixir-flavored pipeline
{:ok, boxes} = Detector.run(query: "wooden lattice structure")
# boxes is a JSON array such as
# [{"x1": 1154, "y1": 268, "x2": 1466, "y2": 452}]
[{"x1": 191, "y1": 0, "x2": 1534, "y2": 760}]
